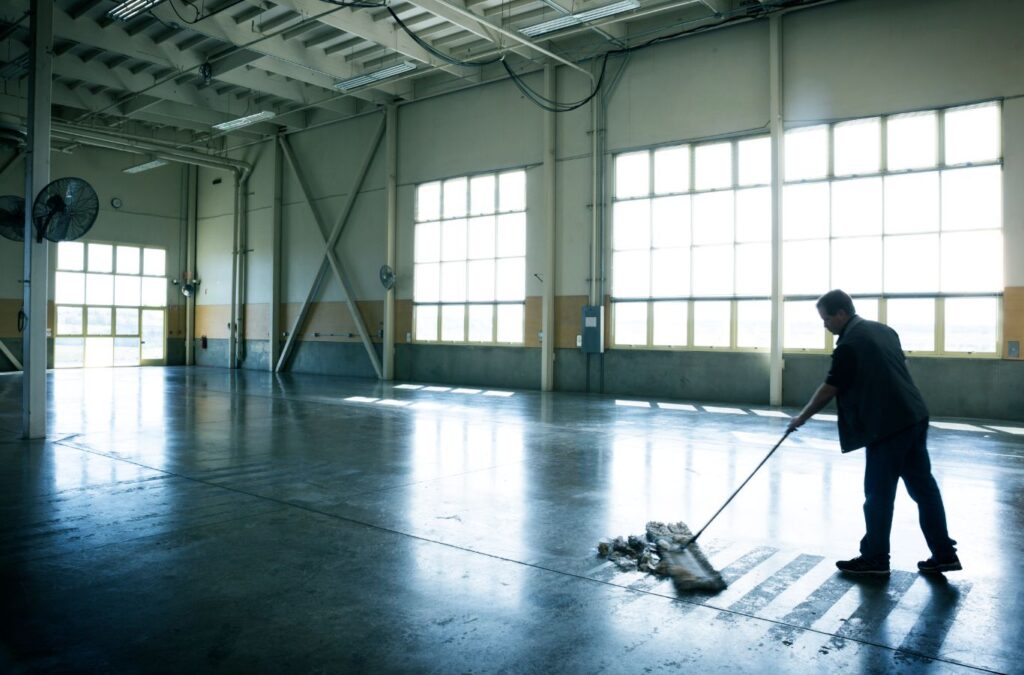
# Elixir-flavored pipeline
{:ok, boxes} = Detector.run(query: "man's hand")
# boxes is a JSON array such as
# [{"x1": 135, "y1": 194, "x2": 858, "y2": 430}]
[
  {"x1": 789, "y1": 383, "x2": 838, "y2": 435},
  {"x1": 787, "y1": 415, "x2": 807, "y2": 434}
]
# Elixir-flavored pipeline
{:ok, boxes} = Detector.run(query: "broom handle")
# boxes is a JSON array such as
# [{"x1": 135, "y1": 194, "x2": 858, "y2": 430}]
[{"x1": 685, "y1": 429, "x2": 792, "y2": 548}]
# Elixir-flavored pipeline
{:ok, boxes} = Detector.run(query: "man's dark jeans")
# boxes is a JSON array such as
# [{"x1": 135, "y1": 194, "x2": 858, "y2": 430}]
[{"x1": 860, "y1": 419, "x2": 957, "y2": 562}]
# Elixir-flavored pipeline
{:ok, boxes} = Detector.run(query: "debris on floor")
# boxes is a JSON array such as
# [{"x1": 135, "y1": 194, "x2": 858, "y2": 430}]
[{"x1": 597, "y1": 521, "x2": 727, "y2": 593}]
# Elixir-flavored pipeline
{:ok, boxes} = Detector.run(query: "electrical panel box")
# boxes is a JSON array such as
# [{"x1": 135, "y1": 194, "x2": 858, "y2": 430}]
[{"x1": 580, "y1": 305, "x2": 604, "y2": 354}]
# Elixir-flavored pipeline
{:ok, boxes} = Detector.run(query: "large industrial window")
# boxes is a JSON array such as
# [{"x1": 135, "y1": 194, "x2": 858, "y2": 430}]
[
  {"x1": 54, "y1": 241, "x2": 168, "y2": 367},
  {"x1": 611, "y1": 135, "x2": 772, "y2": 349},
  {"x1": 783, "y1": 101, "x2": 1003, "y2": 354},
  {"x1": 413, "y1": 170, "x2": 526, "y2": 344}
]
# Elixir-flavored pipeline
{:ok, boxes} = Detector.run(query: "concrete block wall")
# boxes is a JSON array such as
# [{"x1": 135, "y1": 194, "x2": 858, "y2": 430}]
[{"x1": 194, "y1": 0, "x2": 1024, "y2": 420}]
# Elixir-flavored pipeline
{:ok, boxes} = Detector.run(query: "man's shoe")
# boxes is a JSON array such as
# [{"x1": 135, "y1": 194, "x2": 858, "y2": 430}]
[
  {"x1": 917, "y1": 554, "x2": 962, "y2": 573},
  {"x1": 836, "y1": 556, "x2": 890, "y2": 575}
]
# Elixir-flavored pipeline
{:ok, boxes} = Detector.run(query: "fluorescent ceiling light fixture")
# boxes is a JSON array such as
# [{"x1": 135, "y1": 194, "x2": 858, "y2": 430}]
[
  {"x1": 123, "y1": 158, "x2": 169, "y2": 174},
  {"x1": 335, "y1": 61, "x2": 416, "y2": 92},
  {"x1": 212, "y1": 111, "x2": 277, "y2": 131},
  {"x1": 520, "y1": 0, "x2": 639, "y2": 37},
  {"x1": 108, "y1": 0, "x2": 167, "y2": 21}
]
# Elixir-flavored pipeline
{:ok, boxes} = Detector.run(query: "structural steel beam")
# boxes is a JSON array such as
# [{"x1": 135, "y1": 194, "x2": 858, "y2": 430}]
[
  {"x1": 541, "y1": 64, "x2": 555, "y2": 391},
  {"x1": 270, "y1": 137, "x2": 283, "y2": 370},
  {"x1": 769, "y1": 12, "x2": 784, "y2": 406},
  {"x1": 383, "y1": 104, "x2": 397, "y2": 380},
  {"x1": 276, "y1": 119, "x2": 386, "y2": 378}
]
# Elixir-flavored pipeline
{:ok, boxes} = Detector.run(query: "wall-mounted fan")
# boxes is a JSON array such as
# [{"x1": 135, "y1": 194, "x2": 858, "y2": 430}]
[
  {"x1": 379, "y1": 264, "x2": 395, "y2": 290},
  {"x1": 31, "y1": 177, "x2": 98, "y2": 243},
  {"x1": 0, "y1": 195, "x2": 25, "y2": 242}
]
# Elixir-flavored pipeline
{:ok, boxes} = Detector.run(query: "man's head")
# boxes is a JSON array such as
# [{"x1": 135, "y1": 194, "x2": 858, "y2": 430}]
[{"x1": 816, "y1": 289, "x2": 856, "y2": 335}]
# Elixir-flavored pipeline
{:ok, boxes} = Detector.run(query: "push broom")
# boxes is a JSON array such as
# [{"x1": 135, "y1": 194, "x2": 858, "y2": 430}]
[{"x1": 660, "y1": 429, "x2": 793, "y2": 592}]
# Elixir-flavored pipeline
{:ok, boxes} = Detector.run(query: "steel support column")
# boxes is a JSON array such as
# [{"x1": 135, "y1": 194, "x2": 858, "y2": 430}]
[
  {"x1": 22, "y1": 0, "x2": 52, "y2": 439},
  {"x1": 185, "y1": 164, "x2": 198, "y2": 366},
  {"x1": 383, "y1": 105, "x2": 397, "y2": 380},
  {"x1": 269, "y1": 138, "x2": 283, "y2": 370},
  {"x1": 541, "y1": 64, "x2": 556, "y2": 391},
  {"x1": 769, "y1": 13, "x2": 785, "y2": 406}
]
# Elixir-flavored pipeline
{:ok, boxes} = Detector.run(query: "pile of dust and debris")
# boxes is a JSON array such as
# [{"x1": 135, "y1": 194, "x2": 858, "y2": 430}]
[{"x1": 597, "y1": 521, "x2": 726, "y2": 593}]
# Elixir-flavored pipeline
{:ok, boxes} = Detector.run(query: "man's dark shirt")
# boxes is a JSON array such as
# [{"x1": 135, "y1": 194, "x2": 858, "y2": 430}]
[{"x1": 826, "y1": 315, "x2": 929, "y2": 452}]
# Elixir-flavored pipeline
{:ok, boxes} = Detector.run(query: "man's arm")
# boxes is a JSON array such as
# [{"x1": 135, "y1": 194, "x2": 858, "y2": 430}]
[{"x1": 787, "y1": 383, "x2": 838, "y2": 432}]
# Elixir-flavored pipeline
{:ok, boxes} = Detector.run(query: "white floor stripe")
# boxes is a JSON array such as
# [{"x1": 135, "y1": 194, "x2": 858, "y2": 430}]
[
  {"x1": 704, "y1": 406, "x2": 747, "y2": 415},
  {"x1": 986, "y1": 425, "x2": 1024, "y2": 436},
  {"x1": 658, "y1": 402, "x2": 697, "y2": 411},
  {"x1": 751, "y1": 409, "x2": 790, "y2": 418},
  {"x1": 616, "y1": 400, "x2": 651, "y2": 408},
  {"x1": 758, "y1": 557, "x2": 839, "y2": 622}
]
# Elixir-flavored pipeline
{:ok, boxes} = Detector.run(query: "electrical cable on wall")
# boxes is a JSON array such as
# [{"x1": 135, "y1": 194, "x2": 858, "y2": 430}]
[{"x1": 387, "y1": 7, "x2": 501, "y2": 67}]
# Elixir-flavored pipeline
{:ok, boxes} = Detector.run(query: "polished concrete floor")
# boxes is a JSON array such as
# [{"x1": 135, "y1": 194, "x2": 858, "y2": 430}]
[{"x1": 1, "y1": 367, "x2": 1022, "y2": 673}]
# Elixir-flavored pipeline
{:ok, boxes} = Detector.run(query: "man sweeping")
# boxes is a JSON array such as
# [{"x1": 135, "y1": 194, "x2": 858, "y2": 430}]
[{"x1": 787, "y1": 289, "x2": 961, "y2": 576}]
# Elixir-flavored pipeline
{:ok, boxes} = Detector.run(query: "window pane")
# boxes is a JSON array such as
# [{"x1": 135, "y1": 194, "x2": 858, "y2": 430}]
[
  {"x1": 651, "y1": 196, "x2": 690, "y2": 249},
  {"x1": 692, "y1": 245, "x2": 733, "y2": 297},
  {"x1": 467, "y1": 216, "x2": 495, "y2": 259},
  {"x1": 114, "y1": 275, "x2": 141, "y2": 307},
  {"x1": 941, "y1": 166, "x2": 1001, "y2": 231},
  {"x1": 738, "y1": 136, "x2": 771, "y2": 186},
  {"x1": 834, "y1": 117, "x2": 881, "y2": 176},
  {"x1": 654, "y1": 145, "x2": 689, "y2": 194},
  {"x1": 852, "y1": 298, "x2": 878, "y2": 321},
  {"x1": 612, "y1": 250, "x2": 650, "y2": 298},
  {"x1": 614, "y1": 302, "x2": 647, "y2": 346},
  {"x1": 944, "y1": 297, "x2": 998, "y2": 353},
  {"x1": 441, "y1": 304, "x2": 464, "y2": 341},
  {"x1": 415, "y1": 305, "x2": 438, "y2": 341},
  {"x1": 783, "y1": 182, "x2": 829, "y2": 240},
  {"x1": 440, "y1": 261, "x2": 467, "y2": 302},
  {"x1": 87, "y1": 307, "x2": 112, "y2": 335},
  {"x1": 785, "y1": 125, "x2": 828, "y2": 180},
  {"x1": 693, "y1": 301, "x2": 730, "y2": 347},
  {"x1": 441, "y1": 218, "x2": 467, "y2": 261},
  {"x1": 116, "y1": 308, "x2": 139, "y2": 335},
  {"x1": 58, "y1": 242, "x2": 84, "y2": 271},
  {"x1": 886, "y1": 298, "x2": 934, "y2": 351},
  {"x1": 56, "y1": 272, "x2": 85, "y2": 305},
  {"x1": 114, "y1": 337, "x2": 139, "y2": 366},
  {"x1": 692, "y1": 191, "x2": 734, "y2": 245},
  {"x1": 941, "y1": 230, "x2": 1002, "y2": 293},
  {"x1": 496, "y1": 304, "x2": 524, "y2": 343},
  {"x1": 735, "y1": 242, "x2": 770, "y2": 296},
  {"x1": 498, "y1": 171, "x2": 526, "y2": 213},
  {"x1": 884, "y1": 172, "x2": 939, "y2": 234},
  {"x1": 651, "y1": 248, "x2": 689, "y2": 297},
  {"x1": 782, "y1": 239, "x2": 829, "y2": 295},
  {"x1": 443, "y1": 177, "x2": 467, "y2": 218},
  {"x1": 831, "y1": 236, "x2": 882, "y2": 294},
  {"x1": 414, "y1": 263, "x2": 440, "y2": 302},
  {"x1": 945, "y1": 102, "x2": 1000, "y2": 165},
  {"x1": 86, "y1": 274, "x2": 113, "y2": 305},
  {"x1": 143, "y1": 248, "x2": 165, "y2": 276},
  {"x1": 737, "y1": 300, "x2": 770, "y2": 348},
  {"x1": 417, "y1": 182, "x2": 441, "y2": 221},
  {"x1": 467, "y1": 260, "x2": 495, "y2": 302},
  {"x1": 116, "y1": 246, "x2": 140, "y2": 274},
  {"x1": 613, "y1": 200, "x2": 651, "y2": 250},
  {"x1": 887, "y1": 111, "x2": 938, "y2": 170},
  {"x1": 831, "y1": 177, "x2": 882, "y2": 237},
  {"x1": 467, "y1": 304, "x2": 493, "y2": 342},
  {"x1": 84, "y1": 337, "x2": 113, "y2": 368},
  {"x1": 469, "y1": 175, "x2": 495, "y2": 215},
  {"x1": 57, "y1": 306, "x2": 83, "y2": 335},
  {"x1": 140, "y1": 310, "x2": 164, "y2": 361},
  {"x1": 735, "y1": 187, "x2": 770, "y2": 243},
  {"x1": 141, "y1": 277, "x2": 166, "y2": 307},
  {"x1": 652, "y1": 301, "x2": 687, "y2": 346},
  {"x1": 616, "y1": 152, "x2": 649, "y2": 198},
  {"x1": 695, "y1": 142, "x2": 732, "y2": 190},
  {"x1": 495, "y1": 257, "x2": 525, "y2": 301},
  {"x1": 496, "y1": 212, "x2": 526, "y2": 257},
  {"x1": 415, "y1": 222, "x2": 441, "y2": 263},
  {"x1": 885, "y1": 234, "x2": 939, "y2": 292},
  {"x1": 784, "y1": 300, "x2": 824, "y2": 349},
  {"x1": 89, "y1": 244, "x2": 113, "y2": 272},
  {"x1": 55, "y1": 337, "x2": 84, "y2": 368}
]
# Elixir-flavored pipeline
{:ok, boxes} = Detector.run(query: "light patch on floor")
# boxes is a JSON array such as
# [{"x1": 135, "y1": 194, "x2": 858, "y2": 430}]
[
  {"x1": 704, "y1": 406, "x2": 746, "y2": 415},
  {"x1": 929, "y1": 421, "x2": 988, "y2": 432},
  {"x1": 376, "y1": 399, "x2": 411, "y2": 407},
  {"x1": 345, "y1": 396, "x2": 379, "y2": 403},
  {"x1": 811, "y1": 413, "x2": 838, "y2": 422},
  {"x1": 986, "y1": 425, "x2": 1024, "y2": 436},
  {"x1": 410, "y1": 401, "x2": 446, "y2": 410},
  {"x1": 423, "y1": 386, "x2": 451, "y2": 392},
  {"x1": 616, "y1": 400, "x2": 651, "y2": 408},
  {"x1": 394, "y1": 384, "x2": 423, "y2": 390},
  {"x1": 483, "y1": 391, "x2": 514, "y2": 397},
  {"x1": 750, "y1": 409, "x2": 790, "y2": 418},
  {"x1": 657, "y1": 402, "x2": 697, "y2": 411},
  {"x1": 451, "y1": 388, "x2": 482, "y2": 394}
]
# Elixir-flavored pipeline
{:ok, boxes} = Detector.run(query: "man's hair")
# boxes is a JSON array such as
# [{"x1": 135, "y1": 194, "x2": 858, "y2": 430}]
[{"x1": 816, "y1": 289, "x2": 856, "y2": 316}]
